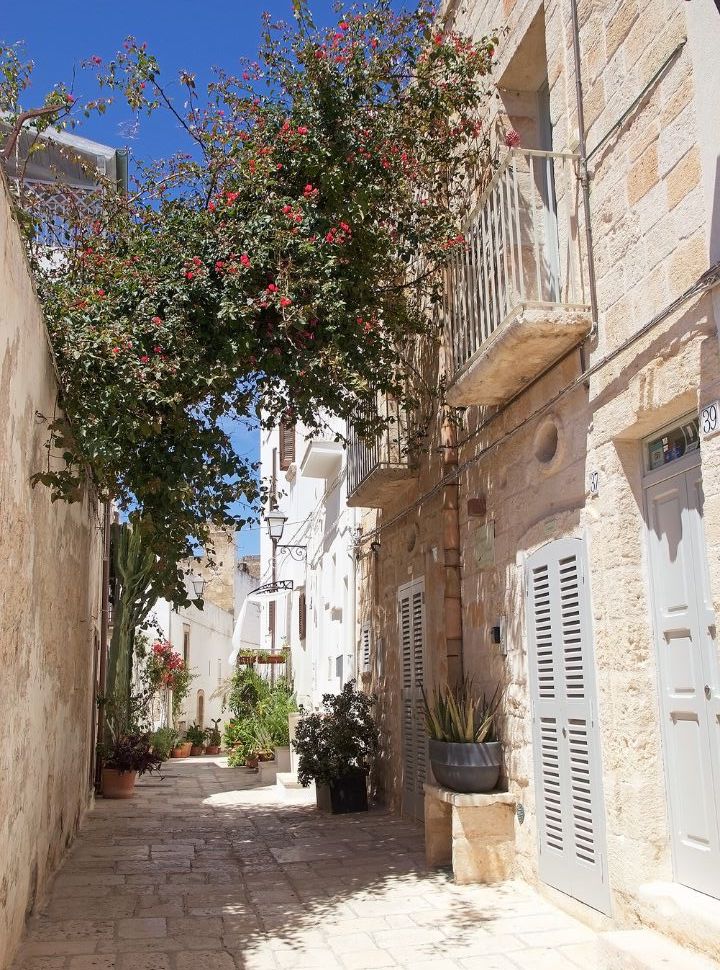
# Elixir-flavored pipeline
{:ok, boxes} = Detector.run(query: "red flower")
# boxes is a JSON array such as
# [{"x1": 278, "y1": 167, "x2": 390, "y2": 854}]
[
  {"x1": 504, "y1": 128, "x2": 521, "y2": 148},
  {"x1": 215, "y1": 260, "x2": 226, "y2": 271},
  {"x1": 325, "y1": 230, "x2": 336, "y2": 243},
  {"x1": 112, "y1": 347, "x2": 120, "y2": 354},
  {"x1": 282, "y1": 204, "x2": 293, "y2": 214},
  {"x1": 280, "y1": 296, "x2": 292, "y2": 308},
  {"x1": 304, "y1": 183, "x2": 316, "y2": 197},
  {"x1": 296, "y1": 126, "x2": 309, "y2": 135},
  {"x1": 207, "y1": 202, "x2": 216, "y2": 212},
  {"x1": 140, "y1": 355, "x2": 150, "y2": 363},
  {"x1": 266, "y1": 283, "x2": 278, "y2": 293},
  {"x1": 240, "y1": 253, "x2": 251, "y2": 267},
  {"x1": 151, "y1": 316, "x2": 163, "y2": 326},
  {"x1": 370, "y1": 38, "x2": 378, "y2": 49},
  {"x1": 65, "y1": 93, "x2": 75, "y2": 104},
  {"x1": 192, "y1": 256, "x2": 202, "y2": 266},
  {"x1": 90, "y1": 55, "x2": 102, "y2": 66},
  {"x1": 154, "y1": 346, "x2": 162, "y2": 353},
  {"x1": 185, "y1": 271, "x2": 194, "y2": 280},
  {"x1": 225, "y1": 191, "x2": 238, "y2": 203},
  {"x1": 97, "y1": 289, "x2": 105, "y2": 297},
  {"x1": 339, "y1": 20, "x2": 349, "y2": 29},
  {"x1": 339, "y1": 221, "x2": 350, "y2": 232}
]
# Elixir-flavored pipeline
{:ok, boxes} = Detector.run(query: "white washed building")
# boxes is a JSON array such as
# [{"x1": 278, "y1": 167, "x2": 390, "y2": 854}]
[{"x1": 260, "y1": 418, "x2": 359, "y2": 709}]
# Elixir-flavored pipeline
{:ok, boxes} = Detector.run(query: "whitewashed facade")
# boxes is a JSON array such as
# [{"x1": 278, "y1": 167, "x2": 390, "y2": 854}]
[{"x1": 260, "y1": 419, "x2": 359, "y2": 709}]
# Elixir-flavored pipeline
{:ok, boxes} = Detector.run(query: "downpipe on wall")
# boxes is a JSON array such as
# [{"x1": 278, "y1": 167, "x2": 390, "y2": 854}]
[{"x1": 441, "y1": 405, "x2": 464, "y2": 686}]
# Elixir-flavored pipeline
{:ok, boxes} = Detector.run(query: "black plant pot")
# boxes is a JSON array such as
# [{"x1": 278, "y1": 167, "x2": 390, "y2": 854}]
[
  {"x1": 429, "y1": 740, "x2": 501, "y2": 794},
  {"x1": 316, "y1": 769, "x2": 369, "y2": 814}
]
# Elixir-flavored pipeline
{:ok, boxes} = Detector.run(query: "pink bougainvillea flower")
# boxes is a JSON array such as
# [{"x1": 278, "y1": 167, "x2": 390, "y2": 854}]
[
  {"x1": 185, "y1": 271, "x2": 194, "y2": 280},
  {"x1": 240, "y1": 253, "x2": 251, "y2": 267},
  {"x1": 282, "y1": 204, "x2": 293, "y2": 214},
  {"x1": 151, "y1": 316, "x2": 163, "y2": 326},
  {"x1": 339, "y1": 20, "x2": 349, "y2": 29},
  {"x1": 225, "y1": 191, "x2": 238, "y2": 203},
  {"x1": 296, "y1": 126, "x2": 309, "y2": 135},
  {"x1": 192, "y1": 256, "x2": 202, "y2": 266},
  {"x1": 97, "y1": 289, "x2": 105, "y2": 297},
  {"x1": 140, "y1": 355, "x2": 150, "y2": 363},
  {"x1": 90, "y1": 55, "x2": 102, "y2": 66},
  {"x1": 154, "y1": 346, "x2": 162, "y2": 354},
  {"x1": 112, "y1": 347, "x2": 120, "y2": 354},
  {"x1": 504, "y1": 128, "x2": 521, "y2": 147},
  {"x1": 215, "y1": 260, "x2": 226, "y2": 271},
  {"x1": 207, "y1": 202, "x2": 216, "y2": 212},
  {"x1": 266, "y1": 283, "x2": 278, "y2": 293},
  {"x1": 279, "y1": 296, "x2": 292, "y2": 308}
]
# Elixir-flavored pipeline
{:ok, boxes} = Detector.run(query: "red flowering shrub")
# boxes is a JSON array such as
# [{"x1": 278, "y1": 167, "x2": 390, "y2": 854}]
[{"x1": 2, "y1": 1, "x2": 497, "y2": 601}]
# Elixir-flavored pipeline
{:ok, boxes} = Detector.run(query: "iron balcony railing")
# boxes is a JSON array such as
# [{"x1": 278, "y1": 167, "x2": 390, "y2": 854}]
[
  {"x1": 347, "y1": 395, "x2": 412, "y2": 500},
  {"x1": 445, "y1": 148, "x2": 588, "y2": 379}
]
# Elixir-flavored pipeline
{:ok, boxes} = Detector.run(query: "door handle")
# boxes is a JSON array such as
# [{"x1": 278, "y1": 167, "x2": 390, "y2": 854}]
[{"x1": 705, "y1": 685, "x2": 712, "y2": 700}]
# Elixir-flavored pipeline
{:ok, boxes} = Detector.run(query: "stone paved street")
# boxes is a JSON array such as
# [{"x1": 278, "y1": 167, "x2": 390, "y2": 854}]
[{"x1": 12, "y1": 760, "x2": 603, "y2": 970}]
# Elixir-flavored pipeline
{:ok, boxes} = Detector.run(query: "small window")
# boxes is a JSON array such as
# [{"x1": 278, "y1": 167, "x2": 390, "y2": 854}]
[
  {"x1": 197, "y1": 690, "x2": 205, "y2": 728},
  {"x1": 335, "y1": 655, "x2": 344, "y2": 680},
  {"x1": 182, "y1": 625, "x2": 190, "y2": 665},
  {"x1": 645, "y1": 416, "x2": 699, "y2": 472},
  {"x1": 217, "y1": 659, "x2": 222, "y2": 686},
  {"x1": 360, "y1": 623, "x2": 372, "y2": 673},
  {"x1": 279, "y1": 417, "x2": 296, "y2": 470}
]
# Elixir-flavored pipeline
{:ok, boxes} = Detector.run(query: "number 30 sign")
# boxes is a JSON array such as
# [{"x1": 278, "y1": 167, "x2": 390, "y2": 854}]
[{"x1": 701, "y1": 402, "x2": 720, "y2": 437}]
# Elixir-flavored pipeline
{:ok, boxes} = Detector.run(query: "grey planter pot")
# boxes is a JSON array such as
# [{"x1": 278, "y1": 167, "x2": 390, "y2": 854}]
[{"x1": 429, "y1": 740, "x2": 501, "y2": 794}]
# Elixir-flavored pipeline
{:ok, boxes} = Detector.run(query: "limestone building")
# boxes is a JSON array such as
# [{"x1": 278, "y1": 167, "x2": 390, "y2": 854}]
[{"x1": 352, "y1": 0, "x2": 720, "y2": 958}]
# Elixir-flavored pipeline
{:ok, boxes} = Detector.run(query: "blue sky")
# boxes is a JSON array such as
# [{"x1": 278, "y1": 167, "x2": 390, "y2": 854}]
[{"x1": 3, "y1": 0, "x2": 360, "y2": 557}]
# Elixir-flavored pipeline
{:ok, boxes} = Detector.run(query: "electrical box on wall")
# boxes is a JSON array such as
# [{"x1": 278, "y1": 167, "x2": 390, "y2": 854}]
[{"x1": 491, "y1": 617, "x2": 507, "y2": 657}]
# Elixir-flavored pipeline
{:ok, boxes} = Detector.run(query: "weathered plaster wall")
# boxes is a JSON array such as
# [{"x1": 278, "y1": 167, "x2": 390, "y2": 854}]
[
  {"x1": 360, "y1": 0, "x2": 720, "y2": 938},
  {"x1": 0, "y1": 175, "x2": 103, "y2": 970}
]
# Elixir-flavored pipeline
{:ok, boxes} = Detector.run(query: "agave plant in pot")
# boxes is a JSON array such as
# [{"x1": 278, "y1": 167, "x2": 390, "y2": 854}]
[
  {"x1": 204, "y1": 719, "x2": 222, "y2": 756},
  {"x1": 423, "y1": 679, "x2": 502, "y2": 794},
  {"x1": 294, "y1": 680, "x2": 379, "y2": 814}
]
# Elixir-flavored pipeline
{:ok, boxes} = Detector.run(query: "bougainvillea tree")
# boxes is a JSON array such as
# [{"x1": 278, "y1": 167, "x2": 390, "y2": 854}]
[{"x1": 1, "y1": 1, "x2": 496, "y2": 600}]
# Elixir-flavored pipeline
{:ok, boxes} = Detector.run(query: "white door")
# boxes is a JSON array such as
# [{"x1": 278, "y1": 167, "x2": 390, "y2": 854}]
[
  {"x1": 526, "y1": 538, "x2": 611, "y2": 913},
  {"x1": 645, "y1": 456, "x2": 720, "y2": 898},
  {"x1": 399, "y1": 578, "x2": 426, "y2": 821}
]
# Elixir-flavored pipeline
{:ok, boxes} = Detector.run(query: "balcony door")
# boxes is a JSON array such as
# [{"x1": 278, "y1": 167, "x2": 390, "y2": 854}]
[{"x1": 537, "y1": 81, "x2": 560, "y2": 302}]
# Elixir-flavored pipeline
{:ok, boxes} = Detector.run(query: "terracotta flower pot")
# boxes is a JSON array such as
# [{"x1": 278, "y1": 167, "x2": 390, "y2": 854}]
[
  {"x1": 172, "y1": 742, "x2": 192, "y2": 758},
  {"x1": 102, "y1": 768, "x2": 137, "y2": 799},
  {"x1": 245, "y1": 755, "x2": 259, "y2": 769},
  {"x1": 205, "y1": 745, "x2": 221, "y2": 755},
  {"x1": 190, "y1": 745, "x2": 205, "y2": 756}
]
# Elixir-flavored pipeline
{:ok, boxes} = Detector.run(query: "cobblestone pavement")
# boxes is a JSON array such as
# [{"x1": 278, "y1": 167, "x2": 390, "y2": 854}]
[{"x1": 13, "y1": 759, "x2": 603, "y2": 970}]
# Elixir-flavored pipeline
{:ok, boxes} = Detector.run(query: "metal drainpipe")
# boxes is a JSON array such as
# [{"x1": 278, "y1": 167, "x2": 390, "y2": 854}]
[
  {"x1": 569, "y1": 0, "x2": 599, "y2": 335},
  {"x1": 441, "y1": 406, "x2": 464, "y2": 686},
  {"x1": 94, "y1": 500, "x2": 112, "y2": 793}
]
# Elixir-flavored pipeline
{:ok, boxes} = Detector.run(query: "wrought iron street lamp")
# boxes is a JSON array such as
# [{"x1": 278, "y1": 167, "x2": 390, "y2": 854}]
[{"x1": 265, "y1": 506, "x2": 288, "y2": 542}]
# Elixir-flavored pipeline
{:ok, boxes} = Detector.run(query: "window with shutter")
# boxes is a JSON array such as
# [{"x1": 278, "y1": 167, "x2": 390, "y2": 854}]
[
  {"x1": 298, "y1": 591, "x2": 307, "y2": 640},
  {"x1": 361, "y1": 623, "x2": 371, "y2": 673},
  {"x1": 399, "y1": 578, "x2": 426, "y2": 821},
  {"x1": 279, "y1": 418, "x2": 296, "y2": 470},
  {"x1": 526, "y1": 538, "x2": 610, "y2": 914}
]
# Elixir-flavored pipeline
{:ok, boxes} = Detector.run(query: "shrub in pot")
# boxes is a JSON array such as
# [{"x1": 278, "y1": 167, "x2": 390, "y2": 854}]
[
  {"x1": 186, "y1": 722, "x2": 206, "y2": 756},
  {"x1": 293, "y1": 680, "x2": 379, "y2": 814},
  {"x1": 172, "y1": 739, "x2": 192, "y2": 758},
  {"x1": 150, "y1": 727, "x2": 178, "y2": 761},
  {"x1": 102, "y1": 734, "x2": 164, "y2": 798},
  {"x1": 204, "y1": 719, "x2": 222, "y2": 755},
  {"x1": 423, "y1": 679, "x2": 502, "y2": 794}
]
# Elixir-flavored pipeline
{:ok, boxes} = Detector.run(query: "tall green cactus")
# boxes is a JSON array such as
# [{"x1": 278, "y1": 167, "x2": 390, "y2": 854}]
[{"x1": 105, "y1": 522, "x2": 158, "y2": 737}]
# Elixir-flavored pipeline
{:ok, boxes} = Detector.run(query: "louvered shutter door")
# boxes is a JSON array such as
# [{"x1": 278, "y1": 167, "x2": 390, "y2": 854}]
[
  {"x1": 279, "y1": 419, "x2": 295, "y2": 470},
  {"x1": 399, "y1": 579, "x2": 426, "y2": 820},
  {"x1": 526, "y1": 538, "x2": 610, "y2": 914},
  {"x1": 298, "y1": 592, "x2": 306, "y2": 641}
]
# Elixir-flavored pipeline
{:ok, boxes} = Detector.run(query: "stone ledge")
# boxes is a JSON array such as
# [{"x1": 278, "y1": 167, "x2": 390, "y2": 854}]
[
  {"x1": 423, "y1": 783, "x2": 515, "y2": 808},
  {"x1": 638, "y1": 881, "x2": 720, "y2": 963},
  {"x1": 598, "y1": 929, "x2": 720, "y2": 970}
]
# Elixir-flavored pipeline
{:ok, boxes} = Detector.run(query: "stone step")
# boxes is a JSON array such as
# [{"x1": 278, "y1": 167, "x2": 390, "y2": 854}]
[
  {"x1": 599, "y1": 929, "x2": 720, "y2": 970},
  {"x1": 638, "y1": 881, "x2": 720, "y2": 964},
  {"x1": 276, "y1": 771, "x2": 303, "y2": 790}
]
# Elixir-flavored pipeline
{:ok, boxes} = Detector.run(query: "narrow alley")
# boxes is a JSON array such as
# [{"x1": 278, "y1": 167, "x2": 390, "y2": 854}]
[{"x1": 12, "y1": 761, "x2": 600, "y2": 970}]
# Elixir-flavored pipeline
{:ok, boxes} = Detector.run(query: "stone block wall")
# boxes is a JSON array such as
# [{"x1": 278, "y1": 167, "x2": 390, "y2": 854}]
[
  {"x1": 0, "y1": 175, "x2": 103, "y2": 970},
  {"x1": 360, "y1": 0, "x2": 720, "y2": 931}
]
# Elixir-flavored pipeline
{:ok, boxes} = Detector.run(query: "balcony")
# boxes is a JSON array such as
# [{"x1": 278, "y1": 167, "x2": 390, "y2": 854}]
[
  {"x1": 300, "y1": 437, "x2": 343, "y2": 479},
  {"x1": 347, "y1": 396, "x2": 416, "y2": 508},
  {"x1": 445, "y1": 149, "x2": 592, "y2": 406}
]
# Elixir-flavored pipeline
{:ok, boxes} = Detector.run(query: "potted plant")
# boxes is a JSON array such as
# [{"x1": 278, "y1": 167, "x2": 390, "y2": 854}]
[
  {"x1": 186, "y1": 723, "x2": 205, "y2": 756},
  {"x1": 204, "y1": 719, "x2": 222, "y2": 756},
  {"x1": 294, "y1": 680, "x2": 379, "y2": 814},
  {"x1": 172, "y1": 736, "x2": 192, "y2": 758},
  {"x1": 423, "y1": 679, "x2": 502, "y2": 794},
  {"x1": 150, "y1": 726, "x2": 178, "y2": 761},
  {"x1": 245, "y1": 752, "x2": 259, "y2": 770},
  {"x1": 102, "y1": 733, "x2": 164, "y2": 798}
]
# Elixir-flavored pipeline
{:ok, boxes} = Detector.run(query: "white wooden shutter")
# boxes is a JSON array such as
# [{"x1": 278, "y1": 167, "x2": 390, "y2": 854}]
[
  {"x1": 526, "y1": 538, "x2": 610, "y2": 914},
  {"x1": 360, "y1": 623, "x2": 372, "y2": 674},
  {"x1": 399, "y1": 579, "x2": 426, "y2": 820}
]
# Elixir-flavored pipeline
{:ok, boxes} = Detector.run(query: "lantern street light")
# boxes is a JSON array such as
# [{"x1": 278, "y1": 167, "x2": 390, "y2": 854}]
[
  {"x1": 265, "y1": 506, "x2": 288, "y2": 542},
  {"x1": 189, "y1": 574, "x2": 206, "y2": 600}
]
